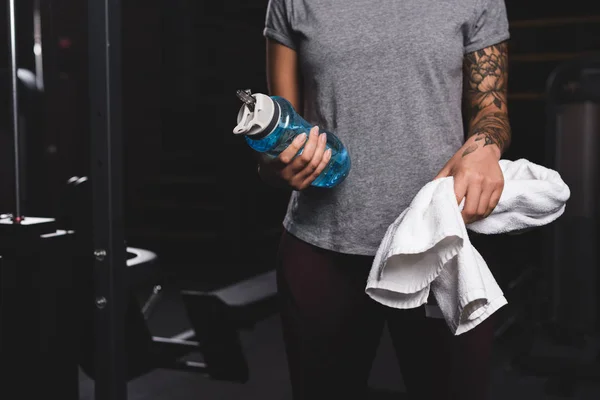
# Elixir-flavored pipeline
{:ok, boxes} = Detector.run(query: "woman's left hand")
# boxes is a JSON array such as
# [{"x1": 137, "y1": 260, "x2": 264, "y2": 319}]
[{"x1": 434, "y1": 136, "x2": 504, "y2": 224}]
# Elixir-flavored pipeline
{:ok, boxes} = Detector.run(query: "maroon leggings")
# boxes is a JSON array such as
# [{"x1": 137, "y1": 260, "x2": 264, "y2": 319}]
[{"x1": 276, "y1": 231, "x2": 496, "y2": 400}]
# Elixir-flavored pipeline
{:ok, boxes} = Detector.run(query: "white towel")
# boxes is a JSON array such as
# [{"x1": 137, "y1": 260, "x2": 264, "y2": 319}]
[{"x1": 366, "y1": 159, "x2": 570, "y2": 335}]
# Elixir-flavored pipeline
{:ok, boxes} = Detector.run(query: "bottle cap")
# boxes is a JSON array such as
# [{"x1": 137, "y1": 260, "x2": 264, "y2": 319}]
[{"x1": 233, "y1": 91, "x2": 276, "y2": 136}]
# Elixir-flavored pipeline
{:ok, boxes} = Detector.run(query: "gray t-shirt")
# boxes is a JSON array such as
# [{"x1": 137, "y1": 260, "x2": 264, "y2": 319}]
[{"x1": 264, "y1": 0, "x2": 510, "y2": 255}]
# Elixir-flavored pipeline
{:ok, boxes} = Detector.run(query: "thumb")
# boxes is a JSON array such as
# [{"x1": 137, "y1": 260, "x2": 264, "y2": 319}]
[{"x1": 433, "y1": 166, "x2": 452, "y2": 181}]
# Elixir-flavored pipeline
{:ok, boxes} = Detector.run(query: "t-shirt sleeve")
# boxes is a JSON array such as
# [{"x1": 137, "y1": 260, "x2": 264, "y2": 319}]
[
  {"x1": 464, "y1": 0, "x2": 510, "y2": 54},
  {"x1": 263, "y1": 0, "x2": 297, "y2": 50}
]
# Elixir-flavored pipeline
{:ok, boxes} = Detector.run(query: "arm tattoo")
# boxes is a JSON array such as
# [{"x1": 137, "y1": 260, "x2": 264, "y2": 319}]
[{"x1": 462, "y1": 41, "x2": 511, "y2": 157}]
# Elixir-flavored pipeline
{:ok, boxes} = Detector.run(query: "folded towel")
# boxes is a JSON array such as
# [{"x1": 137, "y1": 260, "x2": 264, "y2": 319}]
[{"x1": 366, "y1": 159, "x2": 570, "y2": 335}]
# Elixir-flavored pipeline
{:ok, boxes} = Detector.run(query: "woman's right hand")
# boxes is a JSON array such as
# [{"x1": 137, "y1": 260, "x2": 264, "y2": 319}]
[{"x1": 259, "y1": 126, "x2": 332, "y2": 191}]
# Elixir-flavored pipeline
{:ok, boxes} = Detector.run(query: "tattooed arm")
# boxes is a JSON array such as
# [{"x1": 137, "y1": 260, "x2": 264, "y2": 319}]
[
  {"x1": 434, "y1": 42, "x2": 510, "y2": 223},
  {"x1": 461, "y1": 41, "x2": 511, "y2": 158}
]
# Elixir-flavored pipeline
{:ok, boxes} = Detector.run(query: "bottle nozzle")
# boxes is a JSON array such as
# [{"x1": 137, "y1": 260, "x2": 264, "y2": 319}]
[
  {"x1": 236, "y1": 89, "x2": 256, "y2": 112},
  {"x1": 234, "y1": 91, "x2": 276, "y2": 136}
]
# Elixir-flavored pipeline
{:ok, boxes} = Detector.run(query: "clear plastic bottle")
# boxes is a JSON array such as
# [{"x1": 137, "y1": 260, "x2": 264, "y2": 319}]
[{"x1": 233, "y1": 90, "x2": 350, "y2": 188}]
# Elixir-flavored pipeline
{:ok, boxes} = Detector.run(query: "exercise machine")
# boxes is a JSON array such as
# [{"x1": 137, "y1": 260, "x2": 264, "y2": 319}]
[
  {"x1": 510, "y1": 54, "x2": 600, "y2": 397},
  {"x1": 1, "y1": 0, "x2": 281, "y2": 398},
  {"x1": 66, "y1": 175, "x2": 278, "y2": 385}
]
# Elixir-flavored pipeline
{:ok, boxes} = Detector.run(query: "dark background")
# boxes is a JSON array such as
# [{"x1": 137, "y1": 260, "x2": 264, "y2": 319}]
[
  {"x1": 1, "y1": 1, "x2": 600, "y2": 399},
  {"x1": 1, "y1": 1, "x2": 599, "y2": 287}
]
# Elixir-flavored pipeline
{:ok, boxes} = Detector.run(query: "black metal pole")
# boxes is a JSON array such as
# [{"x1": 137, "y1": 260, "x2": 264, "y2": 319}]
[
  {"x1": 7, "y1": 0, "x2": 22, "y2": 221},
  {"x1": 88, "y1": 0, "x2": 127, "y2": 399}
]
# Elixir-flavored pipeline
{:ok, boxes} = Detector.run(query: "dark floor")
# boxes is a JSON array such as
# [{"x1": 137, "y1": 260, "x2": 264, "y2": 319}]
[{"x1": 78, "y1": 285, "x2": 600, "y2": 400}]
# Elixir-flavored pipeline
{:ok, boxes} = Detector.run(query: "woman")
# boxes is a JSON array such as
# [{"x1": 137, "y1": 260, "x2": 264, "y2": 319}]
[{"x1": 258, "y1": 1, "x2": 511, "y2": 399}]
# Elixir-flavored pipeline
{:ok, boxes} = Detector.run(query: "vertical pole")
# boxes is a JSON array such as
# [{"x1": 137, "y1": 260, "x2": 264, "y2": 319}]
[
  {"x1": 7, "y1": 0, "x2": 21, "y2": 221},
  {"x1": 33, "y1": 0, "x2": 44, "y2": 91},
  {"x1": 88, "y1": 0, "x2": 127, "y2": 399}
]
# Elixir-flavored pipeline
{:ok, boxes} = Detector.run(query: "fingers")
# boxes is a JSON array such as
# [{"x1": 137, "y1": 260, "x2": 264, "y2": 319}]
[
  {"x1": 296, "y1": 130, "x2": 328, "y2": 180},
  {"x1": 289, "y1": 126, "x2": 323, "y2": 175},
  {"x1": 279, "y1": 126, "x2": 319, "y2": 172},
  {"x1": 463, "y1": 177, "x2": 504, "y2": 223},
  {"x1": 301, "y1": 148, "x2": 332, "y2": 188},
  {"x1": 484, "y1": 188, "x2": 502, "y2": 218},
  {"x1": 290, "y1": 129, "x2": 328, "y2": 190},
  {"x1": 276, "y1": 126, "x2": 331, "y2": 190},
  {"x1": 278, "y1": 130, "x2": 309, "y2": 165},
  {"x1": 477, "y1": 182, "x2": 494, "y2": 218},
  {"x1": 453, "y1": 172, "x2": 469, "y2": 207},
  {"x1": 461, "y1": 180, "x2": 482, "y2": 224}
]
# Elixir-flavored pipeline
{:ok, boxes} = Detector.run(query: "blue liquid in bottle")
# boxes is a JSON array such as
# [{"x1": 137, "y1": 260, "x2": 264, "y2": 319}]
[{"x1": 236, "y1": 94, "x2": 350, "y2": 188}]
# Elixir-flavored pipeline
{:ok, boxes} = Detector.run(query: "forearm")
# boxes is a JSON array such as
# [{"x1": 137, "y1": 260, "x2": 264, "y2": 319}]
[
  {"x1": 463, "y1": 109, "x2": 511, "y2": 159},
  {"x1": 462, "y1": 41, "x2": 511, "y2": 158}
]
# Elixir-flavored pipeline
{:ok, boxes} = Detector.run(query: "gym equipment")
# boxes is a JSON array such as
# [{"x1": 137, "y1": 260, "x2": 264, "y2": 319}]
[
  {"x1": 66, "y1": 175, "x2": 279, "y2": 384},
  {"x1": 1, "y1": 0, "x2": 281, "y2": 397},
  {"x1": 511, "y1": 54, "x2": 600, "y2": 397},
  {"x1": 87, "y1": 0, "x2": 129, "y2": 397},
  {"x1": 0, "y1": 0, "x2": 79, "y2": 397},
  {"x1": 0, "y1": 0, "x2": 128, "y2": 398},
  {"x1": 0, "y1": 219, "x2": 79, "y2": 399},
  {"x1": 7, "y1": 0, "x2": 21, "y2": 219},
  {"x1": 176, "y1": 269, "x2": 278, "y2": 381}
]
